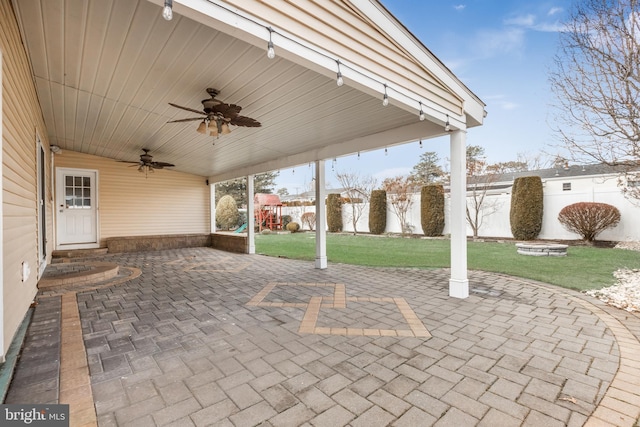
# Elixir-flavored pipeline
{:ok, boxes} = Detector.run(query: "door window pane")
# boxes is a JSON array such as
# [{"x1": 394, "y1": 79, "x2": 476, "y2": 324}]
[{"x1": 65, "y1": 175, "x2": 92, "y2": 209}]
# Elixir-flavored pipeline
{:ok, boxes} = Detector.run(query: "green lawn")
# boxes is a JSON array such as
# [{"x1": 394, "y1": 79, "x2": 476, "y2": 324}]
[{"x1": 255, "y1": 232, "x2": 640, "y2": 291}]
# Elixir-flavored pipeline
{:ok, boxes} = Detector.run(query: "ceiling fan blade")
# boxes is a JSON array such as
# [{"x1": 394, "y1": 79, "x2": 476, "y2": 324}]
[
  {"x1": 167, "y1": 117, "x2": 206, "y2": 123},
  {"x1": 168, "y1": 103, "x2": 207, "y2": 115},
  {"x1": 211, "y1": 103, "x2": 242, "y2": 118},
  {"x1": 230, "y1": 116, "x2": 262, "y2": 127},
  {"x1": 152, "y1": 162, "x2": 175, "y2": 168},
  {"x1": 117, "y1": 160, "x2": 141, "y2": 164}
]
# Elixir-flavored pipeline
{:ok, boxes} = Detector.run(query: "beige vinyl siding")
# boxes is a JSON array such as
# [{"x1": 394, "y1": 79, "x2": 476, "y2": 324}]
[
  {"x1": 1, "y1": 0, "x2": 54, "y2": 353},
  {"x1": 54, "y1": 150, "x2": 210, "y2": 246},
  {"x1": 230, "y1": 0, "x2": 464, "y2": 115}
]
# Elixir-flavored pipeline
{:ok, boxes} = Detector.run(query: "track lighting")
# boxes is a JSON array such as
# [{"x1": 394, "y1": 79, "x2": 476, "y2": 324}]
[
  {"x1": 157, "y1": 3, "x2": 472, "y2": 138},
  {"x1": 267, "y1": 27, "x2": 275, "y2": 59},
  {"x1": 162, "y1": 0, "x2": 173, "y2": 20}
]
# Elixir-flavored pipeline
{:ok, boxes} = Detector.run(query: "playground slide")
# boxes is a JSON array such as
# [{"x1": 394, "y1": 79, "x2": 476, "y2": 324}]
[{"x1": 234, "y1": 223, "x2": 247, "y2": 233}]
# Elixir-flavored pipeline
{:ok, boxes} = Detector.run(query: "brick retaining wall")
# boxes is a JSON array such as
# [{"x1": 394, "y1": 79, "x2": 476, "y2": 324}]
[
  {"x1": 106, "y1": 234, "x2": 211, "y2": 253},
  {"x1": 211, "y1": 233, "x2": 248, "y2": 253}
]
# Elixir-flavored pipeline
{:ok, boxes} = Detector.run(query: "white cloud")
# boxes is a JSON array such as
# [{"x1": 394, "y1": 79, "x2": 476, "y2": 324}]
[
  {"x1": 472, "y1": 28, "x2": 525, "y2": 58},
  {"x1": 484, "y1": 95, "x2": 519, "y2": 111},
  {"x1": 454, "y1": 4, "x2": 466, "y2": 11},
  {"x1": 504, "y1": 14, "x2": 536, "y2": 27},
  {"x1": 533, "y1": 22, "x2": 565, "y2": 32},
  {"x1": 548, "y1": 7, "x2": 563, "y2": 16},
  {"x1": 505, "y1": 12, "x2": 564, "y2": 32}
]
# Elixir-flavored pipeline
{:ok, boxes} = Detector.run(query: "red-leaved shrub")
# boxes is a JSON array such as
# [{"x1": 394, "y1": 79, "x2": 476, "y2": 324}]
[{"x1": 557, "y1": 202, "x2": 621, "y2": 242}]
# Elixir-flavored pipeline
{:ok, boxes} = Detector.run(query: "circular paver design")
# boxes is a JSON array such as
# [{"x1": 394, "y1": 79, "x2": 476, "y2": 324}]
[{"x1": 38, "y1": 261, "x2": 119, "y2": 288}]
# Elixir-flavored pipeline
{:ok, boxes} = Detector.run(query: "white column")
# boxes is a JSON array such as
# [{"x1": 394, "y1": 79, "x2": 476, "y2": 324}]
[
  {"x1": 210, "y1": 181, "x2": 216, "y2": 233},
  {"x1": 449, "y1": 130, "x2": 469, "y2": 298},
  {"x1": 246, "y1": 175, "x2": 255, "y2": 254},
  {"x1": 314, "y1": 160, "x2": 327, "y2": 269}
]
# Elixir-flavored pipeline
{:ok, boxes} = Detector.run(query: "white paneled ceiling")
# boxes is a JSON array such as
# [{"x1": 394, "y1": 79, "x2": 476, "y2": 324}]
[{"x1": 13, "y1": 0, "x2": 472, "y2": 181}]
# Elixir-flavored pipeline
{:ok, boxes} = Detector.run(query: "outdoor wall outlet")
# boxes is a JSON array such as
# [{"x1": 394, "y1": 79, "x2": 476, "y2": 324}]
[{"x1": 22, "y1": 261, "x2": 31, "y2": 282}]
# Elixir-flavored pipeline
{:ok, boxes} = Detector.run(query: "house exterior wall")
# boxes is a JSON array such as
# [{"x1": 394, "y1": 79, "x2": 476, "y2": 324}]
[
  {"x1": 1, "y1": 0, "x2": 54, "y2": 356},
  {"x1": 54, "y1": 150, "x2": 211, "y2": 247},
  {"x1": 283, "y1": 174, "x2": 640, "y2": 241}
]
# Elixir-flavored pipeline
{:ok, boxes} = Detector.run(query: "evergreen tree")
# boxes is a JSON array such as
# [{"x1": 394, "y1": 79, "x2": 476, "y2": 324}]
[
  {"x1": 410, "y1": 151, "x2": 445, "y2": 185},
  {"x1": 215, "y1": 171, "x2": 279, "y2": 206}
]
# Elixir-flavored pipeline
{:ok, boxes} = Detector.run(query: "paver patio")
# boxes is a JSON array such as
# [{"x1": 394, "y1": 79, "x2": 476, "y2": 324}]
[{"x1": 5, "y1": 247, "x2": 640, "y2": 426}]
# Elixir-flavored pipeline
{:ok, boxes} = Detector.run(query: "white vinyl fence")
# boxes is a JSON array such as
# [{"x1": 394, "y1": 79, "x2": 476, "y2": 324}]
[{"x1": 282, "y1": 175, "x2": 640, "y2": 242}]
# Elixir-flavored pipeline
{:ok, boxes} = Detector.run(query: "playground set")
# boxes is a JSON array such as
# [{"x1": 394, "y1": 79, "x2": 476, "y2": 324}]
[{"x1": 254, "y1": 193, "x2": 283, "y2": 231}]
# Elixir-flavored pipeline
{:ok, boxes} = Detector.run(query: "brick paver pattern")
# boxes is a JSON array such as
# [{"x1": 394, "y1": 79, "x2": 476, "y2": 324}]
[{"x1": 10, "y1": 247, "x2": 640, "y2": 426}]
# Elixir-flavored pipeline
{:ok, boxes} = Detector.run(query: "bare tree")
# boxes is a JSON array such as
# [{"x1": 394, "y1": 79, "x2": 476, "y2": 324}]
[
  {"x1": 465, "y1": 145, "x2": 504, "y2": 238},
  {"x1": 381, "y1": 176, "x2": 415, "y2": 236},
  {"x1": 335, "y1": 171, "x2": 377, "y2": 234},
  {"x1": 516, "y1": 151, "x2": 553, "y2": 171},
  {"x1": 550, "y1": 0, "x2": 640, "y2": 199}
]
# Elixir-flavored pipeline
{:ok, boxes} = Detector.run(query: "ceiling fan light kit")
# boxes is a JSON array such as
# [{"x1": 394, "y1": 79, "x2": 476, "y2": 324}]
[
  {"x1": 119, "y1": 149, "x2": 175, "y2": 178},
  {"x1": 168, "y1": 88, "x2": 261, "y2": 139}
]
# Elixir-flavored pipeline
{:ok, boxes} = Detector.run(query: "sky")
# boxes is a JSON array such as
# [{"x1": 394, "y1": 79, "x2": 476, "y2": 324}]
[{"x1": 275, "y1": 0, "x2": 572, "y2": 193}]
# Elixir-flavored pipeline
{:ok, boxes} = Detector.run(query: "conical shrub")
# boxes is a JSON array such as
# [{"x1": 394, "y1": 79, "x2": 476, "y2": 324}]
[
  {"x1": 421, "y1": 185, "x2": 445, "y2": 236},
  {"x1": 510, "y1": 176, "x2": 543, "y2": 240}
]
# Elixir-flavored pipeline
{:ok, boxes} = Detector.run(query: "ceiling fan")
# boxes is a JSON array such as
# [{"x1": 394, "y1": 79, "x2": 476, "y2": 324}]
[
  {"x1": 167, "y1": 88, "x2": 261, "y2": 137},
  {"x1": 120, "y1": 149, "x2": 175, "y2": 177}
]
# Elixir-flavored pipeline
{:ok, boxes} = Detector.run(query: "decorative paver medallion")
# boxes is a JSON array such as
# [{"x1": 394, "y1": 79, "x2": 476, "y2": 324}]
[{"x1": 247, "y1": 282, "x2": 431, "y2": 338}]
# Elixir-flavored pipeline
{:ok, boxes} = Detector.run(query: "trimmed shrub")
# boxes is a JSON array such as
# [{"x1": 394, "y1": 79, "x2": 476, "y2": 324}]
[
  {"x1": 327, "y1": 194, "x2": 343, "y2": 232},
  {"x1": 301, "y1": 212, "x2": 316, "y2": 230},
  {"x1": 558, "y1": 202, "x2": 621, "y2": 242},
  {"x1": 286, "y1": 221, "x2": 300, "y2": 232},
  {"x1": 281, "y1": 215, "x2": 292, "y2": 228},
  {"x1": 369, "y1": 190, "x2": 387, "y2": 234},
  {"x1": 420, "y1": 185, "x2": 445, "y2": 236},
  {"x1": 216, "y1": 195, "x2": 239, "y2": 230},
  {"x1": 509, "y1": 176, "x2": 543, "y2": 240}
]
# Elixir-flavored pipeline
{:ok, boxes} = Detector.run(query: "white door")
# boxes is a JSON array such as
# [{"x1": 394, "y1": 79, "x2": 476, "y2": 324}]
[{"x1": 56, "y1": 168, "x2": 98, "y2": 248}]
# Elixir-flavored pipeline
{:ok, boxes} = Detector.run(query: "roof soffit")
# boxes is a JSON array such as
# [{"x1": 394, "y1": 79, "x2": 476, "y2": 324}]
[{"x1": 206, "y1": 0, "x2": 465, "y2": 118}]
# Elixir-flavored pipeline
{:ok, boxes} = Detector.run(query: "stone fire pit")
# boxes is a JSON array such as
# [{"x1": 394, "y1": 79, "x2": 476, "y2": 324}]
[{"x1": 516, "y1": 243, "x2": 568, "y2": 256}]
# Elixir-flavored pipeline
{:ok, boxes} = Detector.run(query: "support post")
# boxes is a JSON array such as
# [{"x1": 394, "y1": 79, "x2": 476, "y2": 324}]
[
  {"x1": 246, "y1": 175, "x2": 255, "y2": 254},
  {"x1": 210, "y1": 181, "x2": 216, "y2": 233},
  {"x1": 449, "y1": 130, "x2": 469, "y2": 298},
  {"x1": 314, "y1": 160, "x2": 327, "y2": 269}
]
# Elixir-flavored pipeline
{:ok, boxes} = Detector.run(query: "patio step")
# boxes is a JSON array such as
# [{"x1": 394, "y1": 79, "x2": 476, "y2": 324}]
[{"x1": 51, "y1": 248, "x2": 108, "y2": 260}]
